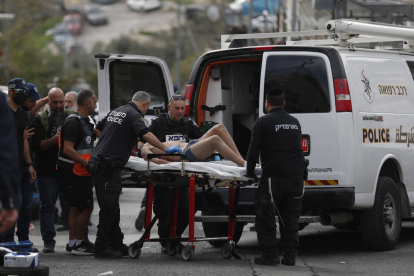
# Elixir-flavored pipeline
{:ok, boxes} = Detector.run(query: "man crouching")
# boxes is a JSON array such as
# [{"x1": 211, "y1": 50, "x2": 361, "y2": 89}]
[{"x1": 57, "y1": 89, "x2": 97, "y2": 255}]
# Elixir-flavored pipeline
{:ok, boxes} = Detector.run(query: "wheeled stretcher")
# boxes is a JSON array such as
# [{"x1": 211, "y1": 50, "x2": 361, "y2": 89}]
[{"x1": 122, "y1": 154, "x2": 259, "y2": 261}]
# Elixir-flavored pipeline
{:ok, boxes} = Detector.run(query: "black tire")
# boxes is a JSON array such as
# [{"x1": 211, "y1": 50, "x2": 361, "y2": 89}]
[
  {"x1": 361, "y1": 177, "x2": 402, "y2": 251},
  {"x1": 0, "y1": 265, "x2": 49, "y2": 276},
  {"x1": 201, "y1": 209, "x2": 245, "y2": 247}
]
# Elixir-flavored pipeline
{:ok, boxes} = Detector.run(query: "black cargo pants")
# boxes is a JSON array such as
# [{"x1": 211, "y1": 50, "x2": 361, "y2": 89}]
[
  {"x1": 91, "y1": 166, "x2": 124, "y2": 253},
  {"x1": 255, "y1": 173, "x2": 304, "y2": 258},
  {"x1": 153, "y1": 185, "x2": 189, "y2": 244}
]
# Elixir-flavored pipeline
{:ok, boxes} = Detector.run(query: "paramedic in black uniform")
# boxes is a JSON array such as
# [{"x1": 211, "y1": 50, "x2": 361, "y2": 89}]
[
  {"x1": 90, "y1": 91, "x2": 182, "y2": 259},
  {"x1": 135, "y1": 95, "x2": 203, "y2": 252},
  {"x1": 245, "y1": 87, "x2": 305, "y2": 266}
]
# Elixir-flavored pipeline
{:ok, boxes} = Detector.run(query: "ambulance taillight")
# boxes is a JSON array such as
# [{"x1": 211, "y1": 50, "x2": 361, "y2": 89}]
[
  {"x1": 184, "y1": 84, "x2": 194, "y2": 116},
  {"x1": 334, "y1": 79, "x2": 352, "y2": 112}
]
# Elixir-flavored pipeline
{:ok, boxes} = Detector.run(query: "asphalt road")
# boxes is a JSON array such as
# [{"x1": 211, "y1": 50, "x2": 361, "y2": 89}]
[
  {"x1": 23, "y1": 187, "x2": 414, "y2": 276},
  {"x1": 79, "y1": 2, "x2": 176, "y2": 53}
]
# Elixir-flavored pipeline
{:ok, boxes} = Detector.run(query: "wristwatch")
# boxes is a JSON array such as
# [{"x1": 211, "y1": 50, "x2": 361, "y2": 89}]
[{"x1": 26, "y1": 163, "x2": 34, "y2": 166}]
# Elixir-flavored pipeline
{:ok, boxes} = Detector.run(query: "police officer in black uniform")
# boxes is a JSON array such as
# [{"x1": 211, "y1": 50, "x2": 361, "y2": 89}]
[
  {"x1": 89, "y1": 91, "x2": 182, "y2": 259},
  {"x1": 135, "y1": 95, "x2": 203, "y2": 251},
  {"x1": 245, "y1": 87, "x2": 305, "y2": 266}
]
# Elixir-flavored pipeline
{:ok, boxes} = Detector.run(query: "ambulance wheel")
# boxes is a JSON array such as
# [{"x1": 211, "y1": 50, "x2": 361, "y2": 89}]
[
  {"x1": 166, "y1": 242, "x2": 177, "y2": 256},
  {"x1": 361, "y1": 177, "x2": 402, "y2": 251},
  {"x1": 0, "y1": 265, "x2": 49, "y2": 276},
  {"x1": 181, "y1": 245, "x2": 194, "y2": 261},
  {"x1": 128, "y1": 244, "x2": 141, "y2": 259},
  {"x1": 201, "y1": 209, "x2": 244, "y2": 247},
  {"x1": 221, "y1": 241, "x2": 234, "y2": 259}
]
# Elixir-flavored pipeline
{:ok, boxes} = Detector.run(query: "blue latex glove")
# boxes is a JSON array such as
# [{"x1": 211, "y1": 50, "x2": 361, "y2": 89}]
[
  {"x1": 166, "y1": 146, "x2": 183, "y2": 154},
  {"x1": 214, "y1": 155, "x2": 220, "y2": 161}
]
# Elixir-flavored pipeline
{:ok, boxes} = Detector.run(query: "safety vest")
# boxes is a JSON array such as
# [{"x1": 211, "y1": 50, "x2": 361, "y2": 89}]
[
  {"x1": 158, "y1": 113, "x2": 191, "y2": 142},
  {"x1": 57, "y1": 114, "x2": 94, "y2": 177}
]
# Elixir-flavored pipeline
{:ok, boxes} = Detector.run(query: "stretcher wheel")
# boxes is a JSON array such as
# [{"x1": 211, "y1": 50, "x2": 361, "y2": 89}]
[
  {"x1": 128, "y1": 244, "x2": 141, "y2": 259},
  {"x1": 181, "y1": 244, "x2": 194, "y2": 261},
  {"x1": 221, "y1": 241, "x2": 234, "y2": 259},
  {"x1": 166, "y1": 242, "x2": 177, "y2": 256}
]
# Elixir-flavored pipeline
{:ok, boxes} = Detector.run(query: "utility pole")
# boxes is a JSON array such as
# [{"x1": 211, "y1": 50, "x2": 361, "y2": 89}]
[
  {"x1": 247, "y1": 0, "x2": 253, "y2": 46},
  {"x1": 175, "y1": 0, "x2": 182, "y2": 90},
  {"x1": 3, "y1": 0, "x2": 12, "y2": 78}
]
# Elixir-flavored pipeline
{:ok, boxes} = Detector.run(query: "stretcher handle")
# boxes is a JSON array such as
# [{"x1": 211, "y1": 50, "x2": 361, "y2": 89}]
[{"x1": 147, "y1": 153, "x2": 186, "y2": 160}]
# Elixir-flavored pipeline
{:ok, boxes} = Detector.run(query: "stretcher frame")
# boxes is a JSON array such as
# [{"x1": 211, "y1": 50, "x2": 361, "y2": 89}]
[{"x1": 126, "y1": 153, "x2": 256, "y2": 261}]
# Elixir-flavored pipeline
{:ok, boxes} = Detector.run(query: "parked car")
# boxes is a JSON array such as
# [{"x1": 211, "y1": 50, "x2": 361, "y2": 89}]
[
  {"x1": 126, "y1": 0, "x2": 161, "y2": 12},
  {"x1": 53, "y1": 23, "x2": 76, "y2": 53},
  {"x1": 82, "y1": 5, "x2": 108, "y2": 25},
  {"x1": 63, "y1": 13, "x2": 83, "y2": 35},
  {"x1": 251, "y1": 14, "x2": 277, "y2": 32},
  {"x1": 91, "y1": 0, "x2": 117, "y2": 4},
  {"x1": 0, "y1": 85, "x2": 8, "y2": 96}
]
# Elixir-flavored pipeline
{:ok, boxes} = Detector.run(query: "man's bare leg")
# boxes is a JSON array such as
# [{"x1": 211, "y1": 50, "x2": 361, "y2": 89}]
[
  {"x1": 69, "y1": 208, "x2": 79, "y2": 240},
  {"x1": 199, "y1": 124, "x2": 242, "y2": 158},
  {"x1": 75, "y1": 207, "x2": 93, "y2": 241},
  {"x1": 190, "y1": 136, "x2": 245, "y2": 166}
]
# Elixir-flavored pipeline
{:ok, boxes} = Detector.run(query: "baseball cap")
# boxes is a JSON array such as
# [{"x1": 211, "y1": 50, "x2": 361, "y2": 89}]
[
  {"x1": 8, "y1": 78, "x2": 28, "y2": 91},
  {"x1": 26, "y1": 83, "x2": 40, "y2": 101}
]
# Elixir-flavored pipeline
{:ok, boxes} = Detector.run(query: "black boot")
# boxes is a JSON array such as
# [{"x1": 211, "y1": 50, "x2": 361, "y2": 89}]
[
  {"x1": 281, "y1": 256, "x2": 296, "y2": 266},
  {"x1": 254, "y1": 255, "x2": 280, "y2": 266}
]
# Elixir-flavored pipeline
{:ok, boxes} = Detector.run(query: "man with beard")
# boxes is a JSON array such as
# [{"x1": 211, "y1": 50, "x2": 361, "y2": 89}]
[
  {"x1": 65, "y1": 91, "x2": 78, "y2": 112},
  {"x1": 2, "y1": 78, "x2": 37, "y2": 243},
  {"x1": 32, "y1": 87, "x2": 74, "y2": 253}
]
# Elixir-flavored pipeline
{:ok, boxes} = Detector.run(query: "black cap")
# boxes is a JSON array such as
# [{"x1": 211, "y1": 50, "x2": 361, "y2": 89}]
[
  {"x1": 266, "y1": 87, "x2": 284, "y2": 96},
  {"x1": 8, "y1": 78, "x2": 28, "y2": 90}
]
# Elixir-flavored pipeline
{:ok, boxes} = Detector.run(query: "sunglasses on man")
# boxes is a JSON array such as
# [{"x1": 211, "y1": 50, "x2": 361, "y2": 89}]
[
  {"x1": 169, "y1": 95, "x2": 186, "y2": 102},
  {"x1": 13, "y1": 89, "x2": 27, "y2": 94}
]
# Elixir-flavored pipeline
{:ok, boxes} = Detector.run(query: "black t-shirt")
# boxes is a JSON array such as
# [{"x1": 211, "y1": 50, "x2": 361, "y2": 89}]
[
  {"x1": 92, "y1": 101, "x2": 150, "y2": 167},
  {"x1": 246, "y1": 107, "x2": 305, "y2": 177},
  {"x1": 32, "y1": 113, "x2": 65, "y2": 177},
  {"x1": 11, "y1": 106, "x2": 28, "y2": 167},
  {"x1": 59, "y1": 114, "x2": 95, "y2": 176}
]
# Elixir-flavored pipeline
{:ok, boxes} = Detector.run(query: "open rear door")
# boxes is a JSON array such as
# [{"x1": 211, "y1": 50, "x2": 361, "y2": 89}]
[{"x1": 95, "y1": 54, "x2": 174, "y2": 121}]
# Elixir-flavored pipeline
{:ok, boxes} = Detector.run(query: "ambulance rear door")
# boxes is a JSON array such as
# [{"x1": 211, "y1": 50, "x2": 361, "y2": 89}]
[
  {"x1": 259, "y1": 51, "x2": 340, "y2": 187},
  {"x1": 95, "y1": 54, "x2": 174, "y2": 122}
]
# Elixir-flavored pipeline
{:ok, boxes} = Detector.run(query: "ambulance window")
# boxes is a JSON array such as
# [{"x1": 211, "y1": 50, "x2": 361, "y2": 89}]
[
  {"x1": 109, "y1": 61, "x2": 168, "y2": 115},
  {"x1": 264, "y1": 55, "x2": 330, "y2": 113},
  {"x1": 406, "y1": 61, "x2": 414, "y2": 81}
]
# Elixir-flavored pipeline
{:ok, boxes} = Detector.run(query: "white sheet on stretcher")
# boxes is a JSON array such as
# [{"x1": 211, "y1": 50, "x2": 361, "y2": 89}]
[{"x1": 125, "y1": 156, "x2": 261, "y2": 179}]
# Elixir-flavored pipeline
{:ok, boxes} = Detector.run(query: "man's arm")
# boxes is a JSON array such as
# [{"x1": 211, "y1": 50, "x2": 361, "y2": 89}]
[
  {"x1": 94, "y1": 128, "x2": 102, "y2": 138},
  {"x1": 23, "y1": 130, "x2": 36, "y2": 183},
  {"x1": 39, "y1": 133, "x2": 59, "y2": 151},
  {"x1": 141, "y1": 144, "x2": 170, "y2": 164},
  {"x1": 63, "y1": 140, "x2": 88, "y2": 167},
  {"x1": 28, "y1": 97, "x2": 48, "y2": 116},
  {"x1": 94, "y1": 115, "x2": 107, "y2": 138},
  {"x1": 142, "y1": 132, "x2": 168, "y2": 152}
]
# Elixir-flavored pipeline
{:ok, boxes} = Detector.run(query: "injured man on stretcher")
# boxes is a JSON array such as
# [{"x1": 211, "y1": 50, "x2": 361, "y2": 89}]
[{"x1": 140, "y1": 124, "x2": 246, "y2": 167}]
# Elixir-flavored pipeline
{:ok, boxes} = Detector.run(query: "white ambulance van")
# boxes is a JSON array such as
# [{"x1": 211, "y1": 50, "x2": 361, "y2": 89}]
[{"x1": 96, "y1": 19, "x2": 414, "y2": 251}]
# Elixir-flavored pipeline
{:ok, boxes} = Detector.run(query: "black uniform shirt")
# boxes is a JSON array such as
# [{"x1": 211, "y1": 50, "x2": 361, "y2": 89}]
[
  {"x1": 11, "y1": 106, "x2": 28, "y2": 167},
  {"x1": 149, "y1": 113, "x2": 203, "y2": 142},
  {"x1": 32, "y1": 113, "x2": 63, "y2": 177},
  {"x1": 0, "y1": 93, "x2": 20, "y2": 209},
  {"x1": 246, "y1": 107, "x2": 305, "y2": 177},
  {"x1": 93, "y1": 101, "x2": 150, "y2": 167}
]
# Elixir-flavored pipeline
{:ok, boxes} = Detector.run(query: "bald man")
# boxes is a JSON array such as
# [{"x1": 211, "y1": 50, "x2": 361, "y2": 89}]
[{"x1": 32, "y1": 87, "x2": 74, "y2": 253}]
